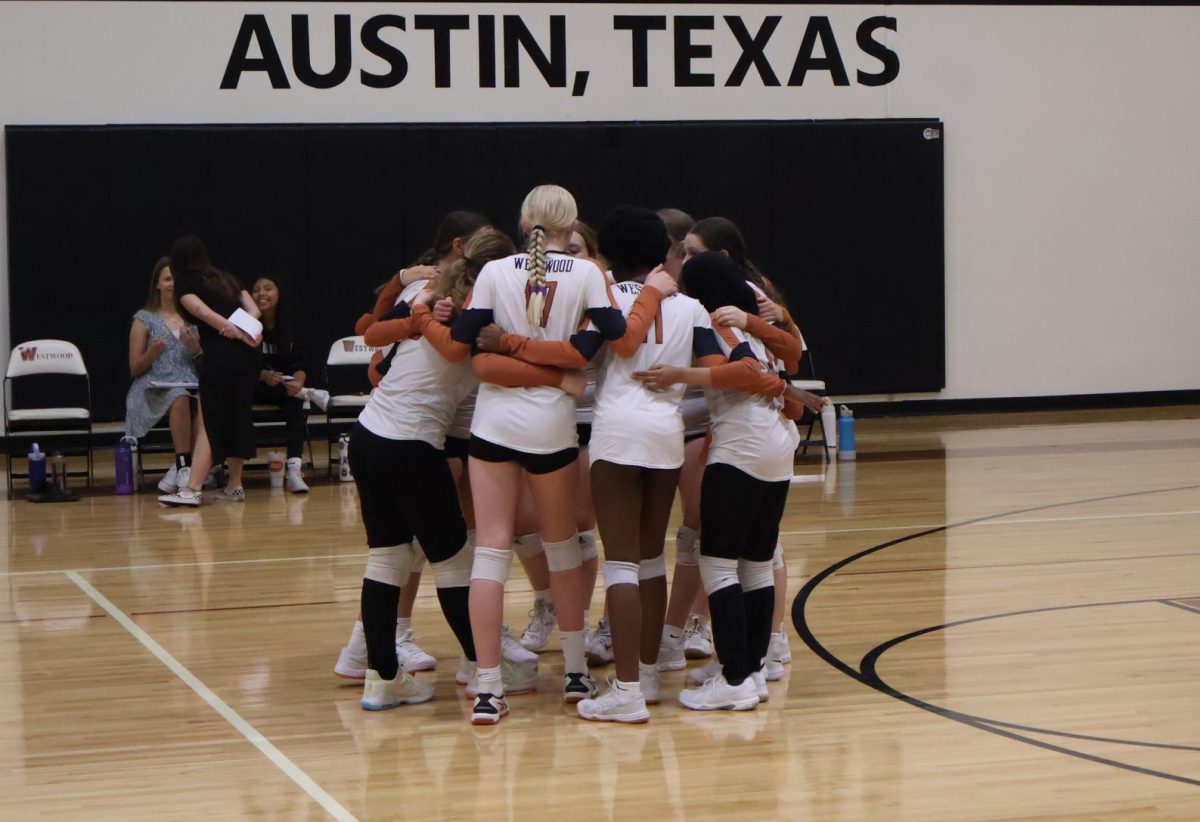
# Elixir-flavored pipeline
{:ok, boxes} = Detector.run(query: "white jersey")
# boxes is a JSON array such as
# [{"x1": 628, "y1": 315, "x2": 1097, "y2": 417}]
[
  {"x1": 468, "y1": 251, "x2": 615, "y2": 453},
  {"x1": 704, "y1": 327, "x2": 800, "y2": 482},
  {"x1": 447, "y1": 391, "x2": 475, "y2": 441},
  {"x1": 357, "y1": 282, "x2": 479, "y2": 448},
  {"x1": 591, "y1": 283, "x2": 712, "y2": 470}
]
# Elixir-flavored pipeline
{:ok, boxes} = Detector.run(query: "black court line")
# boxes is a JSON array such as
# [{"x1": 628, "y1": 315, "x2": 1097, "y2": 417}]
[
  {"x1": 792, "y1": 482, "x2": 1200, "y2": 787},
  {"x1": 1162, "y1": 599, "x2": 1200, "y2": 617}
]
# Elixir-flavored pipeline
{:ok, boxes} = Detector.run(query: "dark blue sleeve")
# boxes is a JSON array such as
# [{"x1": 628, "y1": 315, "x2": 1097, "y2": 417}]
[
  {"x1": 380, "y1": 301, "x2": 412, "y2": 321},
  {"x1": 451, "y1": 307, "x2": 494, "y2": 344},
  {"x1": 692, "y1": 327, "x2": 723, "y2": 359},
  {"x1": 727, "y1": 341, "x2": 760, "y2": 364},
  {"x1": 569, "y1": 329, "x2": 605, "y2": 361},
  {"x1": 585, "y1": 306, "x2": 626, "y2": 340}
]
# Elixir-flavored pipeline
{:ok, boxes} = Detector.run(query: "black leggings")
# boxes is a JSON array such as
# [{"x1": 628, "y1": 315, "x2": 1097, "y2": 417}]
[
  {"x1": 347, "y1": 423, "x2": 466, "y2": 560},
  {"x1": 253, "y1": 383, "x2": 306, "y2": 459},
  {"x1": 699, "y1": 462, "x2": 790, "y2": 562},
  {"x1": 590, "y1": 460, "x2": 681, "y2": 564}
]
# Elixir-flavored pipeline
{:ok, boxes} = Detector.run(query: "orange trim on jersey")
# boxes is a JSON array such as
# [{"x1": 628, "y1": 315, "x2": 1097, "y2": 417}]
[
  {"x1": 498, "y1": 334, "x2": 588, "y2": 368},
  {"x1": 745, "y1": 314, "x2": 802, "y2": 373},
  {"x1": 412, "y1": 304, "x2": 471, "y2": 363},
  {"x1": 715, "y1": 325, "x2": 743, "y2": 351},
  {"x1": 611, "y1": 285, "x2": 664, "y2": 357},
  {"x1": 473, "y1": 353, "x2": 565, "y2": 389},
  {"x1": 363, "y1": 317, "x2": 417, "y2": 348}
]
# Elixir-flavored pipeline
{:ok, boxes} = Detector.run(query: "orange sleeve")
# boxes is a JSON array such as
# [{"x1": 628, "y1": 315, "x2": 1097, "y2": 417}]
[
  {"x1": 372, "y1": 275, "x2": 405, "y2": 317},
  {"x1": 745, "y1": 314, "x2": 802, "y2": 374},
  {"x1": 708, "y1": 357, "x2": 787, "y2": 397},
  {"x1": 363, "y1": 317, "x2": 417, "y2": 348},
  {"x1": 354, "y1": 312, "x2": 375, "y2": 337},
  {"x1": 781, "y1": 387, "x2": 807, "y2": 420},
  {"x1": 497, "y1": 334, "x2": 588, "y2": 368},
  {"x1": 473, "y1": 353, "x2": 565, "y2": 389},
  {"x1": 611, "y1": 285, "x2": 664, "y2": 357},
  {"x1": 412, "y1": 304, "x2": 471, "y2": 364}
]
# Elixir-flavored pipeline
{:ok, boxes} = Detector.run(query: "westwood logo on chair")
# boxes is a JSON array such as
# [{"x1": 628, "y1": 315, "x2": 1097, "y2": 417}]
[{"x1": 18, "y1": 346, "x2": 75, "y2": 362}]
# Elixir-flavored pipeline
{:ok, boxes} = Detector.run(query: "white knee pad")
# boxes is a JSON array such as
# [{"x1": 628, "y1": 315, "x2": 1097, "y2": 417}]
[
  {"x1": 739, "y1": 559, "x2": 775, "y2": 593},
  {"x1": 578, "y1": 530, "x2": 598, "y2": 562},
  {"x1": 544, "y1": 535, "x2": 582, "y2": 572},
  {"x1": 512, "y1": 533, "x2": 544, "y2": 560},
  {"x1": 603, "y1": 560, "x2": 640, "y2": 589},
  {"x1": 699, "y1": 556, "x2": 739, "y2": 596},
  {"x1": 432, "y1": 539, "x2": 474, "y2": 588},
  {"x1": 675, "y1": 526, "x2": 700, "y2": 567},
  {"x1": 471, "y1": 545, "x2": 513, "y2": 585},
  {"x1": 772, "y1": 541, "x2": 784, "y2": 571},
  {"x1": 364, "y1": 543, "x2": 416, "y2": 588},
  {"x1": 411, "y1": 540, "x2": 427, "y2": 574},
  {"x1": 639, "y1": 553, "x2": 667, "y2": 581}
]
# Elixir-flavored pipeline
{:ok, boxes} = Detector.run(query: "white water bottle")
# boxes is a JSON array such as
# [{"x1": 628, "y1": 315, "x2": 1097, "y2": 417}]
[
  {"x1": 267, "y1": 451, "x2": 285, "y2": 488},
  {"x1": 337, "y1": 434, "x2": 354, "y2": 482},
  {"x1": 820, "y1": 399, "x2": 838, "y2": 450}
]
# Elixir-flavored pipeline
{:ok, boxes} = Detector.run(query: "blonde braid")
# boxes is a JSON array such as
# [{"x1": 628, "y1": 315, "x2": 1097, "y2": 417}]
[{"x1": 525, "y1": 224, "x2": 548, "y2": 326}]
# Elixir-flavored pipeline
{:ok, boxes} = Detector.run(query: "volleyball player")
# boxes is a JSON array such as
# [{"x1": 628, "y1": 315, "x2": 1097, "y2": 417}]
[
  {"x1": 635, "y1": 252, "x2": 805, "y2": 710},
  {"x1": 411, "y1": 184, "x2": 628, "y2": 724},
  {"x1": 578, "y1": 207, "x2": 792, "y2": 722}
]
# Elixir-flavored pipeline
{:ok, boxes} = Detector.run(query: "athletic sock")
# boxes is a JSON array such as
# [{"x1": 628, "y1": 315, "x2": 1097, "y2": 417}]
[
  {"x1": 707, "y1": 584, "x2": 749, "y2": 685},
  {"x1": 347, "y1": 620, "x2": 367, "y2": 656},
  {"x1": 534, "y1": 588, "x2": 553, "y2": 606},
  {"x1": 614, "y1": 678, "x2": 641, "y2": 698},
  {"x1": 435, "y1": 586, "x2": 476, "y2": 662},
  {"x1": 743, "y1": 586, "x2": 775, "y2": 671},
  {"x1": 477, "y1": 665, "x2": 503, "y2": 696},
  {"x1": 639, "y1": 661, "x2": 658, "y2": 681},
  {"x1": 396, "y1": 617, "x2": 413, "y2": 635},
  {"x1": 560, "y1": 630, "x2": 586, "y2": 673},
  {"x1": 661, "y1": 624, "x2": 684, "y2": 649},
  {"x1": 361, "y1": 578, "x2": 402, "y2": 680}
]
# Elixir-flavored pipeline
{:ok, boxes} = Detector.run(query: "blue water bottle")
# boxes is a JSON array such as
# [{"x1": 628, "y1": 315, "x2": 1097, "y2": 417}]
[
  {"x1": 114, "y1": 437, "x2": 136, "y2": 495},
  {"x1": 837, "y1": 406, "x2": 857, "y2": 461},
  {"x1": 28, "y1": 442, "x2": 46, "y2": 492}
]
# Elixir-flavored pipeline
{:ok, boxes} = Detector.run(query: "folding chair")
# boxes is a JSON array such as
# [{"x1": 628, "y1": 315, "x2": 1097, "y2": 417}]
[
  {"x1": 323, "y1": 336, "x2": 378, "y2": 477},
  {"x1": 792, "y1": 345, "x2": 832, "y2": 461},
  {"x1": 3, "y1": 340, "x2": 93, "y2": 496}
]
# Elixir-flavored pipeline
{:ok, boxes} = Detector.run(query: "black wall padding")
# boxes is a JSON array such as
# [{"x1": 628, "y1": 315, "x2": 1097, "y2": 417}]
[{"x1": 6, "y1": 120, "x2": 944, "y2": 422}]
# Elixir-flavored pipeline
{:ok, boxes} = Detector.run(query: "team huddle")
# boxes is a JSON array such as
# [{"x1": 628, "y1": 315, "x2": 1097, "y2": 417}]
[{"x1": 334, "y1": 185, "x2": 822, "y2": 725}]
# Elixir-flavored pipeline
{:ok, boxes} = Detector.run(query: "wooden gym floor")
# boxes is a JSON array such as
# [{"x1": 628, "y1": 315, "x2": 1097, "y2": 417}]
[{"x1": 1, "y1": 406, "x2": 1198, "y2": 820}]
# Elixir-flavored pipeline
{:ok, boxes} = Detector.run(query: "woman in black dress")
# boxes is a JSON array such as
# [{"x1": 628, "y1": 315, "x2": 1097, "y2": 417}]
[
  {"x1": 159, "y1": 236, "x2": 262, "y2": 507},
  {"x1": 251, "y1": 275, "x2": 310, "y2": 494}
]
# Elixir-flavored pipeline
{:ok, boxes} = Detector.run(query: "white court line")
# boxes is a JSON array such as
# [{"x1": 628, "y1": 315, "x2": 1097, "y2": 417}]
[
  {"x1": 65, "y1": 571, "x2": 358, "y2": 822},
  {"x1": 0, "y1": 552, "x2": 365, "y2": 578}
]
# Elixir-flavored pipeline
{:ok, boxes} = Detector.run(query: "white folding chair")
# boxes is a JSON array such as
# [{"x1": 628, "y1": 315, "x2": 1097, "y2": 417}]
[
  {"x1": 3, "y1": 339, "x2": 93, "y2": 495},
  {"x1": 323, "y1": 336, "x2": 380, "y2": 477}
]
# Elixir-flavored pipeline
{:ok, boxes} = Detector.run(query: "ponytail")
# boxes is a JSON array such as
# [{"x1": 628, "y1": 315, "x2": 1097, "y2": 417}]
[{"x1": 525, "y1": 224, "x2": 549, "y2": 326}]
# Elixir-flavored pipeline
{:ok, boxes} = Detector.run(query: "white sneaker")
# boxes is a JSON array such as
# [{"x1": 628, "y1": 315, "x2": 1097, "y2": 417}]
[
  {"x1": 465, "y1": 656, "x2": 538, "y2": 698},
  {"x1": 216, "y1": 486, "x2": 245, "y2": 503},
  {"x1": 656, "y1": 642, "x2": 687, "y2": 672},
  {"x1": 396, "y1": 629, "x2": 436, "y2": 672},
  {"x1": 470, "y1": 692, "x2": 509, "y2": 725},
  {"x1": 501, "y1": 624, "x2": 538, "y2": 664},
  {"x1": 158, "y1": 487, "x2": 202, "y2": 508},
  {"x1": 683, "y1": 615, "x2": 714, "y2": 659},
  {"x1": 641, "y1": 667, "x2": 662, "y2": 705},
  {"x1": 520, "y1": 600, "x2": 556, "y2": 651},
  {"x1": 175, "y1": 466, "x2": 191, "y2": 493},
  {"x1": 456, "y1": 656, "x2": 475, "y2": 686},
  {"x1": 679, "y1": 671, "x2": 759, "y2": 712},
  {"x1": 765, "y1": 630, "x2": 791, "y2": 681},
  {"x1": 577, "y1": 683, "x2": 650, "y2": 724},
  {"x1": 751, "y1": 669, "x2": 769, "y2": 703},
  {"x1": 157, "y1": 465, "x2": 179, "y2": 493},
  {"x1": 300, "y1": 387, "x2": 331, "y2": 413},
  {"x1": 285, "y1": 458, "x2": 309, "y2": 494},
  {"x1": 334, "y1": 646, "x2": 368, "y2": 680},
  {"x1": 563, "y1": 671, "x2": 598, "y2": 704},
  {"x1": 585, "y1": 618, "x2": 614, "y2": 665},
  {"x1": 687, "y1": 660, "x2": 723, "y2": 686},
  {"x1": 360, "y1": 669, "x2": 435, "y2": 711}
]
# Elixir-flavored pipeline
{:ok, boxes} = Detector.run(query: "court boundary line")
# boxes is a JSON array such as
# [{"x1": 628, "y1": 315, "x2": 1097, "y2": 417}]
[
  {"x1": 792, "y1": 482, "x2": 1200, "y2": 788},
  {"x1": 65, "y1": 571, "x2": 359, "y2": 822},
  {"x1": 4, "y1": 505, "x2": 1197, "y2": 579}
]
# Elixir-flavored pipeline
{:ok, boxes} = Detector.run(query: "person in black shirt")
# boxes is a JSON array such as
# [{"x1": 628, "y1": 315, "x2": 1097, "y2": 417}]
[
  {"x1": 252, "y1": 276, "x2": 310, "y2": 493},
  {"x1": 159, "y1": 235, "x2": 262, "y2": 507}
]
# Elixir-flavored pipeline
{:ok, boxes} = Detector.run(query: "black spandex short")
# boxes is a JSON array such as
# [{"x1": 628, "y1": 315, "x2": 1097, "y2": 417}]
[
  {"x1": 444, "y1": 435, "x2": 470, "y2": 461},
  {"x1": 699, "y1": 462, "x2": 790, "y2": 563},
  {"x1": 347, "y1": 423, "x2": 467, "y2": 558},
  {"x1": 469, "y1": 435, "x2": 578, "y2": 475},
  {"x1": 576, "y1": 423, "x2": 592, "y2": 448},
  {"x1": 683, "y1": 430, "x2": 707, "y2": 443}
]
